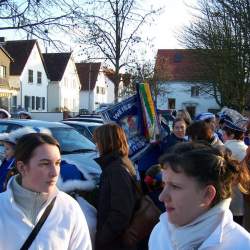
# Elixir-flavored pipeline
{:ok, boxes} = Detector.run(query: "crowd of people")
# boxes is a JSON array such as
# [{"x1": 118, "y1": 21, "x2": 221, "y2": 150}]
[{"x1": 0, "y1": 107, "x2": 250, "y2": 249}]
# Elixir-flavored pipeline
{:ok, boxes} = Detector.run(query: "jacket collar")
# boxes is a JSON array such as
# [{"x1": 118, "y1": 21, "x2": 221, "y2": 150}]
[{"x1": 94, "y1": 151, "x2": 124, "y2": 170}]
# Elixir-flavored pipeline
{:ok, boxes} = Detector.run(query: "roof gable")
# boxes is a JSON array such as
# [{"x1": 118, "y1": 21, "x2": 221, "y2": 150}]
[
  {"x1": 75, "y1": 62, "x2": 101, "y2": 91},
  {"x1": 0, "y1": 46, "x2": 13, "y2": 61},
  {"x1": 42, "y1": 52, "x2": 72, "y2": 81},
  {"x1": 3, "y1": 40, "x2": 36, "y2": 75},
  {"x1": 155, "y1": 49, "x2": 207, "y2": 81}
]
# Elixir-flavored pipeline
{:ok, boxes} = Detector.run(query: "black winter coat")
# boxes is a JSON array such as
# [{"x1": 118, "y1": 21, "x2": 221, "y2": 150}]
[{"x1": 95, "y1": 152, "x2": 139, "y2": 250}]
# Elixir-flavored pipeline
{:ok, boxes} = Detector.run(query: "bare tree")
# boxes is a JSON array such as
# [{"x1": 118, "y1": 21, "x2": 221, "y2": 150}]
[
  {"x1": 0, "y1": 0, "x2": 82, "y2": 48},
  {"x1": 180, "y1": 0, "x2": 250, "y2": 112},
  {"x1": 76, "y1": 0, "x2": 161, "y2": 102},
  {"x1": 122, "y1": 58, "x2": 171, "y2": 106}
]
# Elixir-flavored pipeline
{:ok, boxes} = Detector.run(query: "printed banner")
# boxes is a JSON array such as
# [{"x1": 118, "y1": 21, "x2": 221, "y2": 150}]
[{"x1": 100, "y1": 94, "x2": 149, "y2": 157}]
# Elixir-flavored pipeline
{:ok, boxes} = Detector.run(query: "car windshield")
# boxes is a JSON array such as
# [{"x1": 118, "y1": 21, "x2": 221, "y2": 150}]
[
  {"x1": 88, "y1": 125, "x2": 100, "y2": 134},
  {"x1": 50, "y1": 127, "x2": 96, "y2": 154}
]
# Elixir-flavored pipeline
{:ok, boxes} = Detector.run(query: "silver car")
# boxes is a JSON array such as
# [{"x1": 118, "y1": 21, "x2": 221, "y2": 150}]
[{"x1": 0, "y1": 119, "x2": 101, "y2": 183}]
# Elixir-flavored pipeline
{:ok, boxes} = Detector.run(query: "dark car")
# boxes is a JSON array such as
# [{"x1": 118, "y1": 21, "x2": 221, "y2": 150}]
[
  {"x1": 61, "y1": 120, "x2": 101, "y2": 142},
  {"x1": 64, "y1": 117, "x2": 104, "y2": 124},
  {"x1": 0, "y1": 119, "x2": 101, "y2": 182}
]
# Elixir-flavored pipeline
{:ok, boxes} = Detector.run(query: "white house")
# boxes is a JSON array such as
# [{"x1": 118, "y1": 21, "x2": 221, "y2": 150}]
[
  {"x1": 76, "y1": 62, "x2": 115, "y2": 112},
  {"x1": 0, "y1": 45, "x2": 18, "y2": 111},
  {"x1": 43, "y1": 52, "x2": 81, "y2": 112},
  {"x1": 155, "y1": 49, "x2": 220, "y2": 118},
  {"x1": 4, "y1": 40, "x2": 49, "y2": 112}
]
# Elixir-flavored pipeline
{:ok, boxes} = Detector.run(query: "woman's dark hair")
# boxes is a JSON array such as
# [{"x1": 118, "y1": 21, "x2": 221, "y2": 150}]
[
  {"x1": 186, "y1": 120, "x2": 213, "y2": 142},
  {"x1": 15, "y1": 133, "x2": 60, "y2": 164},
  {"x1": 159, "y1": 142, "x2": 250, "y2": 207},
  {"x1": 223, "y1": 126, "x2": 244, "y2": 140}
]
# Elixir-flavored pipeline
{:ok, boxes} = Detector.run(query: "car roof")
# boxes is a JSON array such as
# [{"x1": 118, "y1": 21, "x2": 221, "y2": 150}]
[
  {"x1": 0, "y1": 119, "x2": 70, "y2": 128},
  {"x1": 62, "y1": 121, "x2": 101, "y2": 127},
  {"x1": 64, "y1": 118, "x2": 104, "y2": 123},
  {"x1": 76, "y1": 114, "x2": 102, "y2": 119}
]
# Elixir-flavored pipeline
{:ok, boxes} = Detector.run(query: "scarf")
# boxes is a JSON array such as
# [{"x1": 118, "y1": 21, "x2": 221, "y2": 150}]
[
  {"x1": 168, "y1": 198, "x2": 231, "y2": 250},
  {"x1": 10, "y1": 175, "x2": 57, "y2": 225}
]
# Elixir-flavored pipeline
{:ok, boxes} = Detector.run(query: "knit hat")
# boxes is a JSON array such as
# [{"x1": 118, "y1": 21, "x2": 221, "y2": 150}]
[
  {"x1": 0, "y1": 109, "x2": 11, "y2": 119},
  {"x1": 220, "y1": 107, "x2": 248, "y2": 133},
  {"x1": 223, "y1": 119, "x2": 247, "y2": 133},
  {"x1": 195, "y1": 112, "x2": 215, "y2": 121},
  {"x1": 18, "y1": 110, "x2": 32, "y2": 119}
]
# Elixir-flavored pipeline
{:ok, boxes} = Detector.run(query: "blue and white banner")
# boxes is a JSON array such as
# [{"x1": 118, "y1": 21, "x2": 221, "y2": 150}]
[{"x1": 100, "y1": 95, "x2": 149, "y2": 158}]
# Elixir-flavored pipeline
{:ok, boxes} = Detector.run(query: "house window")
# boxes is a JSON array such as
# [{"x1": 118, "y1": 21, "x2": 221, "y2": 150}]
[
  {"x1": 28, "y1": 70, "x2": 33, "y2": 83},
  {"x1": 96, "y1": 86, "x2": 100, "y2": 94},
  {"x1": 32, "y1": 96, "x2": 35, "y2": 110},
  {"x1": 36, "y1": 96, "x2": 41, "y2": 110},
  {"x1": 12, "y1": 96, "x2": 17, "y2": 108},
  {"x1": 37, "y1": 71, "x2": 42, "y2": 84},
  {"x1": 0, "y1": 65, "x2": 7, "y2": 78},
  {"x1": 24, "y1": 96, "x2": 30, "y2": 110},
  {"x1": 191, "y1": 86, "x2": 199, "y2": 97},
  {"x1": 168, "y1": 98, "x2": 176, "y2": 109},
  {"x1": 42, "y1": 97, "x2": 45, "y2": 110},
  {"x1": 101, "y1": 87, "x2": 105, "y2": 94},
  {"x1": 174, "y1": 53, "x2": 183, "y2": 63}
]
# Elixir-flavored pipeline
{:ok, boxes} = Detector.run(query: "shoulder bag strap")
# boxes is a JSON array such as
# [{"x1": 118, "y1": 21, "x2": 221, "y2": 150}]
[{"x1": 20, "y1": 196, "x2": 57, "y2": 250}]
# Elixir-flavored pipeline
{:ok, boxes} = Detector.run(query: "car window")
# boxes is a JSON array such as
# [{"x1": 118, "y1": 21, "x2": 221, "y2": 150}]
[
  {"x1": 88, "y1": 125, "x2": 99, "y2": 134},
  {"x1": 0, "y1": 124, "x2": 8, "y2": 133},
  {"x1": 72, "y1": 125, "x2": 92, "y2": 140},
  {"x1": 0, "y1": 123, "x2": 22, "y2": 133},
  {"x1": 49, "y1": 127, "x2": 96, "y2": 153}
]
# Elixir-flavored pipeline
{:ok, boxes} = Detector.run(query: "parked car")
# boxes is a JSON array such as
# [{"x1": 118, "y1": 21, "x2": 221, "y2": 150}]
[
  {"x1": 95, "y1": 103, "x2": 113, "y2": 113},
  {"x1": 64, "y1": 117, "x2": 104, "y2": 124},
  {"x1": 0, "y1": 119, "x2": 101, "y2": 183},
  {"x1": 76, "y1": 114, "x2": 102, "y2": 119},
  {"x1": 61, "y1": 120, "x2": 101, "y2": 142}
]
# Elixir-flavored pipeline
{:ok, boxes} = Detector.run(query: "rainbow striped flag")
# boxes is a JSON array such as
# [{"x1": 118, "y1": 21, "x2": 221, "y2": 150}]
[{"x1": 139, "y1": 82, "x2": 160, "y2": 142}]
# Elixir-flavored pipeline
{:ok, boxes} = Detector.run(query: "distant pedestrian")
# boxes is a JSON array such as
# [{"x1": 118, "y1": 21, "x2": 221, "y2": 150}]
[
  {"x1": 0, "y1": 133, "x2": 92, "y2": 249},
  {"x1": 161, "y1": 118, "x2": 188, "y2": 153},
  {"x1": 186, "y1": 120, "x2": 223, "y2": 147},
  {"x1": 243, "y1": 146, "x2": 250, "y2": 232},
  {"x1": 0, "y1": 127, "x2": 35, "y2": 192},
  {"x1": 176, "y1": 109, "x2": 192, "y2": 126},
  {"x1": 222, "y1": 118, "x2": 248, "y2": 225},
  {"x1": 0, "y1": 108, "x2": 11, "y2": 119},
  {"x1": 18, "y1": 110, "x2": 32, "y2": 119}
]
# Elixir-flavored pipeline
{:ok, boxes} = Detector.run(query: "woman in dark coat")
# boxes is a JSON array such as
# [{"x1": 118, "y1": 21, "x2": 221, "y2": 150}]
[{"x1": 93, "y1": 123, "x2": 139, "y2": 250}]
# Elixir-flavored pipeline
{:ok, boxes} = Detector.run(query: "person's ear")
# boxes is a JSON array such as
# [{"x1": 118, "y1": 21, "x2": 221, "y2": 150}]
[
  {"x1": 202, "y1": 185, "x2": 216, "y2": 207},
  {"x1": 16, "y1": 161, "x2": 27, "y2": 176}
]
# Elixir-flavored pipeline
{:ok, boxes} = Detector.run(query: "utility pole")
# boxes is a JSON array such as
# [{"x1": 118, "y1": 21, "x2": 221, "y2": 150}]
[{"x1": 88, "y1": 63, "x2": 91, "y2": 112}]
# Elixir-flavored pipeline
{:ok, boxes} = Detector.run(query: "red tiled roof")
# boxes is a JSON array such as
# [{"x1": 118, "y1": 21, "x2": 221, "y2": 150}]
[
  {"x1": 42, "y1": 52, "x2": 72, "y2": 81},
  {"x1": 3, "y1": 40, "x2": 36, "y2": 75},
  {"x1": 155, "y1": 49, "x2": 207, "y2": 81},
  {"x1": 75, "y1": 62, "x2": 101, "y2": 91}
]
